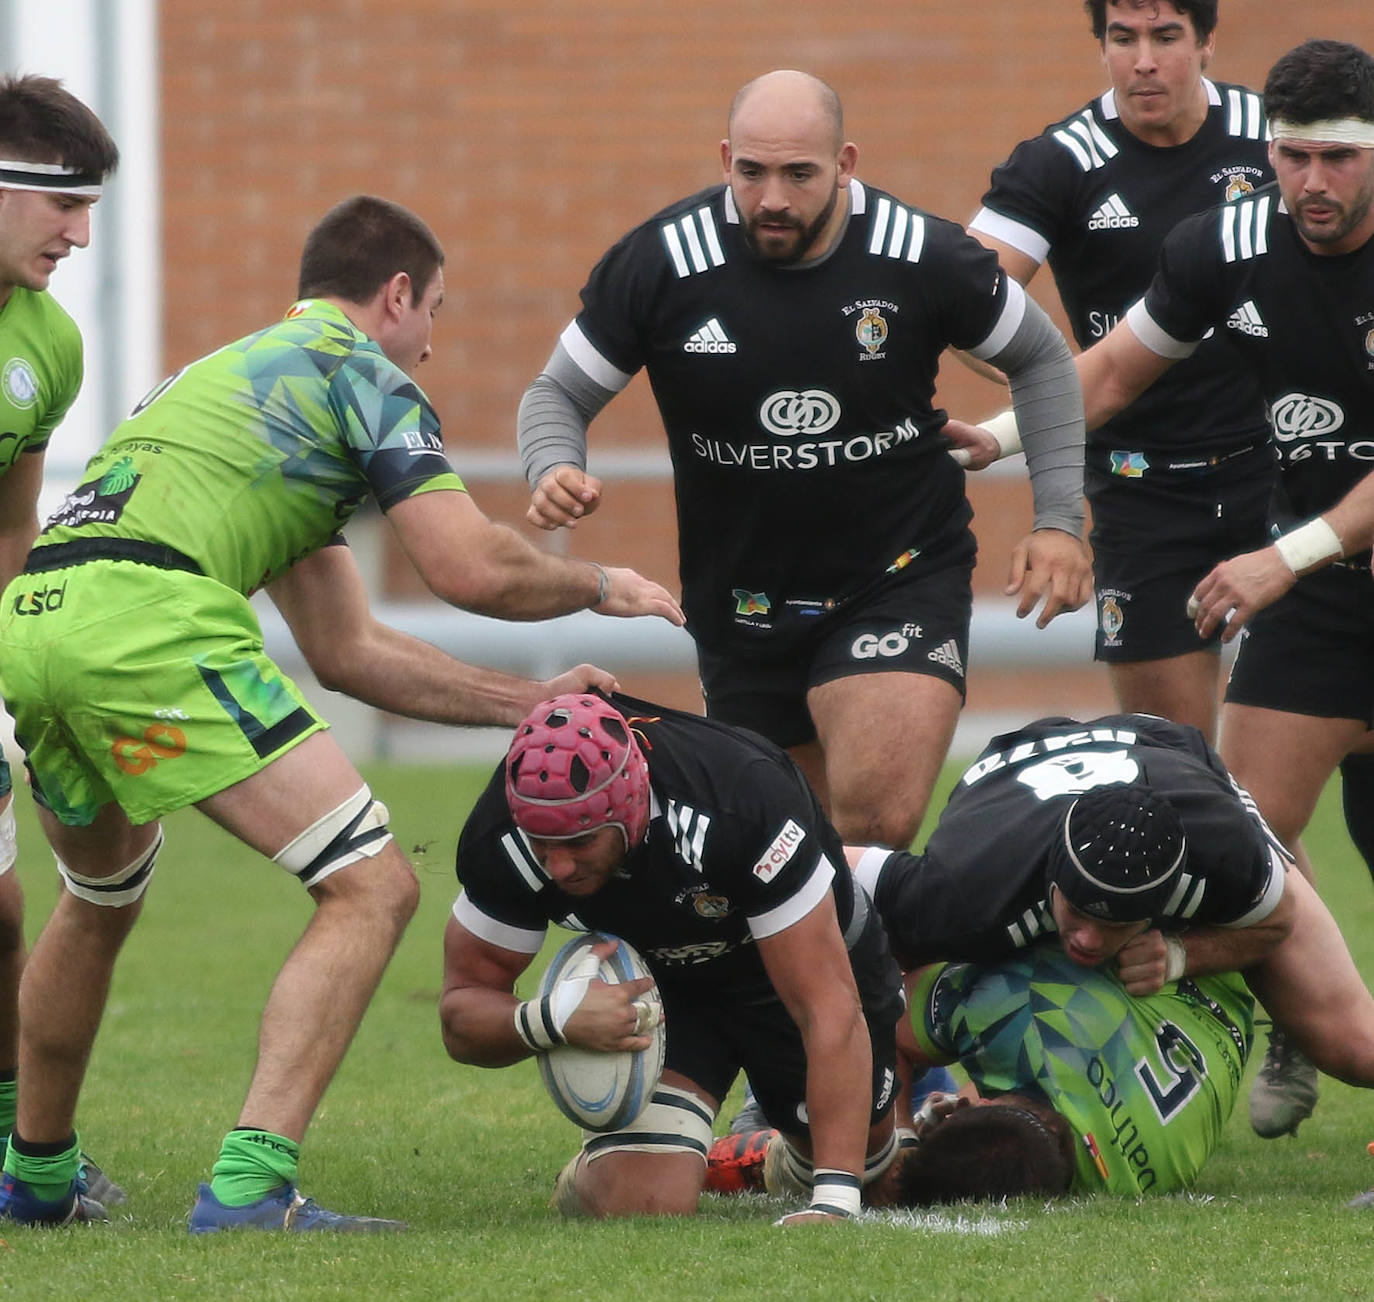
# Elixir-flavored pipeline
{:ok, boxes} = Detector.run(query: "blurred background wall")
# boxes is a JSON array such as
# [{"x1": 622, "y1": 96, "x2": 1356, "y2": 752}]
[{"x1": 6, "y1": 1, "x2": 1372, "y2": 758}]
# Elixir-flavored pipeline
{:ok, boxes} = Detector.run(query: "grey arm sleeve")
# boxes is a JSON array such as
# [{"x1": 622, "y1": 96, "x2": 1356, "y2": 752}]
[
  {"x1": 516, "y1": 341, "x2": 618, "y2": 489},
  {"x1": 985, "y1": 296, "x2": 1085, "y2": 538}
]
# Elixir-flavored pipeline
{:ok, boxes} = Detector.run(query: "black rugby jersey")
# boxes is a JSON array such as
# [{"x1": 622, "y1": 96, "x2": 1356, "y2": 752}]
[
  {"x1": 453, "y1": 693, "x2": 890, "y2": 1003},
  {"x1": 1134, "y1": 183, "x2": 1374, "y2": 524},
  {"x1": 871, "y1": 714, "x2": 1289, "y2": 967},
  {"x1": 565, "y1": 181, "x2": 1014, "y2": 653},
  {"x1": 973, "y1": 79, "x2": 1272, "y2": 464}
]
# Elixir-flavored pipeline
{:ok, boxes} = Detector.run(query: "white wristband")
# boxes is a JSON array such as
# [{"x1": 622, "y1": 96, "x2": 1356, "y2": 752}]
[
  {"x1": 513, "y1": 947, "x2": 599, "y2": 1051},
  {"x1": 1273, "y1": 517, "x2": 1342, "y2": 576},
  {"x1": 1162, "y1": 934, "x2": 1187, "y2": 984},
  {"x1": 808, "y1": 1169, "x2": 862, "y2": 1218},
  {"x1": 513, "y1": 996, "x2": 566, "y2": 1051}
]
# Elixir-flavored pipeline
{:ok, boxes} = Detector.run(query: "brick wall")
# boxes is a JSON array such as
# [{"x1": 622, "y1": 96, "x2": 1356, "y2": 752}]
[{"x1": 160, "y1": 1, "x2": 1371, "y2": 718}]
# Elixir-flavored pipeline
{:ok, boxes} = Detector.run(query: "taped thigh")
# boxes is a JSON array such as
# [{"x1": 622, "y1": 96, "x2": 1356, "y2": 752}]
[
  {"x1": 580, "y1": 1084, "x2": 714, "y2": 1164},
  {"x1": 272, "y1": 785, "x2": 393, "y2": 887},
  {"x1": 56, "y1": 827, "x2": 164, "y2": 907}
]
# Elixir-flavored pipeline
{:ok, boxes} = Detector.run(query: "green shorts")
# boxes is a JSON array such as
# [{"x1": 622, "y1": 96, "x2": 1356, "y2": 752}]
[{"x1": 0, "y1": 561, "x2": 325, "y2": 826}]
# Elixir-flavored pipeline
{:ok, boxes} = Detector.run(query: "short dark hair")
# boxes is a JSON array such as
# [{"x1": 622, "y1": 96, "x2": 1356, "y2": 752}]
[
  {"x1": 1084, "y1": 0, "x2": 1218, "y2": 43},
  {"x1": 0, "y1": 73, "x2": 118, "y2": 177},
  {"x1": 894, "y1": 1103, "x2": 1075, "y2": 1205},
  {"x1": 1264, "y1": 40, "x2": 1374, "y2": 126},
  {"x1": 297, "y1": 195, "x2": 444, "y2": 305}
]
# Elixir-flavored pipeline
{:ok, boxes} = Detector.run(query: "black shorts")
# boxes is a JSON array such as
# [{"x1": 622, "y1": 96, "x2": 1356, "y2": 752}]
[
  {"x1": 697, "y1": 541, "x2": 975, "y2": 750},
  {"x1": 1087, "y1": 446, "x2": 1274, "y2": 664},
  {"x1": 1224, "y1": 561, "x2": 1374, "y2": 722},
  {"x1": 658, "y1": 906, "x2": 902, "y2": 1135}
]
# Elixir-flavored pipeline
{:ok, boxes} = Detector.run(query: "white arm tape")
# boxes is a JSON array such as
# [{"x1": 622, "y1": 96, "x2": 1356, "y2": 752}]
[
  {"x1": 513, "y1": 947, "x2": 600, "y2": 1051},
  {"x1": 1162, "y1": 934, "x2": 1188, "y2": 983},
  {"x1": 979, "y1": 408, "x2": 1023, "y2": 458},
  {"x1": 1273, "y1": 517, "x2": 1342, "y2": 575},
  {"x1": 807, "y1": 1169, "x2": 862, "y2": 1218},
  {"x1": 950, "y1": 408, "x2": 1023, "y2": 467}
]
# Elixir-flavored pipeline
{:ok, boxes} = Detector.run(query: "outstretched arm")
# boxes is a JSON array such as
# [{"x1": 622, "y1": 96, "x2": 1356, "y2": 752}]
[
  {"x1": 386, "y1": 488, "x2": 682, "y2": 625},
  {"x1": 269, "y1": 542, "x2": 623, "y2": 726}
]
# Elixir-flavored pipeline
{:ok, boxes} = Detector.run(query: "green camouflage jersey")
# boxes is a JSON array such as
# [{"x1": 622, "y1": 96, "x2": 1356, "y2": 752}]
[
  {"x1": 910, "y1": 947, "x2": 1253, "y2": 1195},
  {"x1": 34, "y1": 299, "x2": 463, "y2": 594},
  {"x1": 0, "y1": 286, "x2": 81, "y2": 472}
]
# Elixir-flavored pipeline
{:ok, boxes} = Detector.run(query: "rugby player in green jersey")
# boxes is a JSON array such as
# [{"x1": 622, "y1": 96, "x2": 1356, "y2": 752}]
[
  {"x1": 0, "y1": 194, "x2": 682, "y2": 1230},
  {"x1": 0, "y1": 73, "x2": 120, "y2": 1210},
  {"x1": 889, "y1": 948, "x2": 1253, "y2": 1201}
]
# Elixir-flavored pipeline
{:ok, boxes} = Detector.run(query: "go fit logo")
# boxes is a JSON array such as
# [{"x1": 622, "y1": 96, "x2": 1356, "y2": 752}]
[{"x1": 111, "y1": 722, "x2": 187, "y2": 776}]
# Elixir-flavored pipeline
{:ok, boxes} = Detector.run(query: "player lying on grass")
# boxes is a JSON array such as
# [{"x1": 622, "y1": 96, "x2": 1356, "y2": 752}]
[{"x1": 708, "y1": 942, "x2": 1254, "y2": 1203}]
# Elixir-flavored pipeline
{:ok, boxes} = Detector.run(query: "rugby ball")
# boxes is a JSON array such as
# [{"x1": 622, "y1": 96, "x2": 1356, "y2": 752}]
[{"x1": 535, "y1": 932, "x2": 665, "y2": 1133}]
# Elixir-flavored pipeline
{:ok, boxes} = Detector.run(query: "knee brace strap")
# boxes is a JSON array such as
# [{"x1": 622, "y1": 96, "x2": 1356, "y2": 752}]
[
  {"x1": 56, "y1": 828, "x2": 163, "y2": 907},
  {"x1": 581, "y1": 1084, "x2": 714, "y2": 1164},
  {"x1": 272, "y1": 786, "x2": 393, "y2": 887}
]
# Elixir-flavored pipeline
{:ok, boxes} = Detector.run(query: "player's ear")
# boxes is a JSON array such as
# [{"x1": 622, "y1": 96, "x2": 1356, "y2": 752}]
[
  {"x1": 720, "y1": 139, "x2": 732, "y2": 180},
  {"x1": 384, "y1": 270, "x2": 412, "y2": 321},
  {"x1": 837, "y1": 142, "x2": 858, "y2": 183}
]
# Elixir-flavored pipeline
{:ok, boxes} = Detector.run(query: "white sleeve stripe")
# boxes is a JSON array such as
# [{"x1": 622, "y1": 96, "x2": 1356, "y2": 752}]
[
  {"x1": 1225, "y1": 845, "x2": 1290, "y2": 928},
  {"x1": 966, "y1": 276, "x2": 1026, "y2": 361},
  {"x1": 968, "y1": 208, "x2": 1051, "y2": 264},
  {"x1": 887, "y1": 204, "x2": 908, "y2": 258},
  {"x1": 662, "y1": 222, "x2": 690, "y2": 277},
  {"x1": 747, "y1": 856, "x2": 835, "y2": 941},
  {"x1": 1222, "y1": 196, "x2": 1270, "y2": 264},
  {"x1": 698, "y1": 206, "x2": 725, "y2": 265},
  {"x1": 451, "y1": 890, "x2": 546, "y2": 954},
  {"x1": 849, "y1": 845, "x2": 894, "y2": 898},
  {"x1": 1124, "y1": 299, "x2": 1198, "y2": 359},
  {"x1": 1053, "y1": 125, "x2": 1093, "y2": 171},
  {"x1": 906, "y1": 213, "x2": 926, "y2": 262},
  {"x1": 869, "y1": 196, "x2": 892, "y2": 255},
  {"x1": 681, "y1": 216, "x2": 708, "y2": 273},
  {"x1": 500, "y1": 830, "x2": 549, "y2": 893},
  {"x1": 558, "y1": 321, "x2": 634, "y2": 392}
]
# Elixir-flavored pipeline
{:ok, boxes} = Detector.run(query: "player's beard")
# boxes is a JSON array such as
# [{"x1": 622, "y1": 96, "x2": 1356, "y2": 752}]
[
  {"x1": 742, "y1": 183, "x2": 840, "y2": 265},
  {"x1": 1292, "y1": 174, "x2": 1374, "y2": 248}
]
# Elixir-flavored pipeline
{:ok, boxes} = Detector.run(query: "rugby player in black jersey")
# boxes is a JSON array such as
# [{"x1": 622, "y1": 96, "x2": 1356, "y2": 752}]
[
  {"x1": 516, "y1": 70, "x2": 1091, "y2": 857},
  {"x1": 441, "y1": 691, "x2": 905, "y2": 1224}
]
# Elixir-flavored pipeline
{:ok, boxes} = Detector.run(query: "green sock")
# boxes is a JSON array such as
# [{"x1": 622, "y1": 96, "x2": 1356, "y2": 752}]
[
  {"x1": 5, "y1": 1133, "x2": 81, "y2": 1203},
  {"x1": 209, "y1": 1128, "x2": 301, "y2": 1207},
  {"x1": 0, "y1": 1073, "x2": 15, "y2": 1146}
]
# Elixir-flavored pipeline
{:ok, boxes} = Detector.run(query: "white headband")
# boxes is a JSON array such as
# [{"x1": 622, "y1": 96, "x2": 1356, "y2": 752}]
[
  {"x1": 0, "y1": 159, "x2": 102, "y2": 197},
  {"x1": 1270, "y1": 117, "x2": 1374, "y2": 149}
]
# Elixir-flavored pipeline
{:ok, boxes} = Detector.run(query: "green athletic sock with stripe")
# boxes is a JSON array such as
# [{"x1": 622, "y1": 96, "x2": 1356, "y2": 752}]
[
  {"x1": 209, "y1": 1128, "x2": 301, "y2": 1207},
  {"x1": 4, "y1": 1131, "x2": 82, "y2": 1203}
]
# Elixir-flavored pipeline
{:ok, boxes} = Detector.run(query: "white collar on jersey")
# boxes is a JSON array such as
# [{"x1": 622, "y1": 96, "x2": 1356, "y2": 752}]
[{"x1": 1099, "y1": 76, "x2": 1222, "y2": 122}]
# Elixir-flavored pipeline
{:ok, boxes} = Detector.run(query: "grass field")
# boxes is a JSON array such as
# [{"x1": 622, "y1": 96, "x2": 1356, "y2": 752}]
[{"x1": 3, "y1": 759, "x2": 1373, "y2": 1300}]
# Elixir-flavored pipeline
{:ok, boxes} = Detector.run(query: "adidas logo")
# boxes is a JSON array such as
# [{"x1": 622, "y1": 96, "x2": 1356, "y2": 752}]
[
  {"x1": 927, "y1": 638, "x2": 964, "y2": 675},
  {"x1": 1087, "y1": 194, "x2": 1140, "y2": 231},
  {"x1": 1226, "y1": 300, "x2": 1269, "y2": 337},
  {"x1": 684, "y1": 318, "x2": 737, "y2": 354}
]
